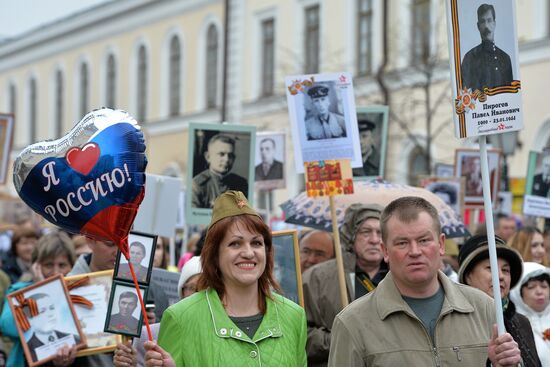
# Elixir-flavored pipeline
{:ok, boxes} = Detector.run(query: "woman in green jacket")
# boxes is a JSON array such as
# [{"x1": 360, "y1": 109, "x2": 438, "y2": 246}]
[{"x1": 144, "y1": 191, "x2": 307, "y2": 367}]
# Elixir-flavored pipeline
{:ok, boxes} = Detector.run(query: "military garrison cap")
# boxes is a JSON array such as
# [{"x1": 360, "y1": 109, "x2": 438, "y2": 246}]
[
  {"x1": 209, "y1": 191, "x2": 261, "y2": 228},
  {"x1": 307, "y1": 85, "x2": 329, "y2": 99},
  {"x1": 358, "y1": 119, "x2": 376, "y2": 132}
]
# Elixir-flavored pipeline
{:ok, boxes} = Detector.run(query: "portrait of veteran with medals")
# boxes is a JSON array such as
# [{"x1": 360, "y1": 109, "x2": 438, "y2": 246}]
[
  {"x1": 461, "y1": 3, "x2": 513, "y2": 91},
  {"x1": 192, "y1": 134, "x2": 248, "y2": 209},
  {"x1": 305, "y1": 85, "x2": 347, "y2": 141}
]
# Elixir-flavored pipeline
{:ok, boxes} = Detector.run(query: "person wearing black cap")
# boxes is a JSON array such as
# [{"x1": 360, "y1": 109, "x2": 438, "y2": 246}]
[
  {"x1": 352, "y1": 119, "x2": 379, "y2": 177},
  {"x1": 459, "y1": 234, "x2": 541, "y2": 367},
  {"x1": 305, "y1": 85, "x2": 346, "y2": 141}
]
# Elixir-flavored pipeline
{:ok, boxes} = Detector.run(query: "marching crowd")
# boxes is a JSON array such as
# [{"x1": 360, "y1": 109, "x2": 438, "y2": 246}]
[{"x1": 0, "y1": 192, "x2": 549, "y2": 366}]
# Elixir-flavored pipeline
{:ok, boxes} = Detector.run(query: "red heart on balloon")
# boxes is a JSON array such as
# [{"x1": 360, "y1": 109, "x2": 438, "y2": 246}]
[{"x1": 66, "y1": 143, "x2": 101, "y2": 175}]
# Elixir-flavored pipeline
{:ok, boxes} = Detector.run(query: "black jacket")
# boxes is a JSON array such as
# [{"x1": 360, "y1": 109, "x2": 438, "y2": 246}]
[{"x1": 504, "y1": 301, "x2": 541, "y2": 367}]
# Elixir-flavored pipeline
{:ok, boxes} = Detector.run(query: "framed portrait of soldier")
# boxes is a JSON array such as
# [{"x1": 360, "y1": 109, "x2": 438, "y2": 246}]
[
  {"x1": 0, "y1": 113, "x2": 14, "y2": 184},
  {"x1": 255, "y1": 132, "x2": 286, "y2": 191},
  {"x1": 7, "y1": 274, "x2": 86, "y2": 367},
  {"x1": 186, "y1": 122, "x2": 256, "y2": 225},
  {"x1": 352, "y1": 106, "x2": 389, "y2": 180},
  {"x1": 65, "y1": 270, "x2": 122, "y2": 357},
  {"x1": 114, "y1": 232, "x2": 156, "y2": 285},
  {"x1": 523, "y1": 151, "x2": 550, "y2": 218},
  {"x1": 434, "y1": 163, "x2": 455, "y2": 177},
  {"x1": 272, "y1": 230, "x2": 304, "y2": 307},
  {"x1": 104, "y1": 281, "x2": 148, "y2": 337},
  {"x1": 445, "y1": 0, "x2": 523, "y2": 138},
  {"x1": 285, "y1": 72, "x2": 362, "y2": 174},
  {"x1": 454, "y1": 148, "x2": 501, "y2": 208},
  {"x1": 420, "y1": 176, "x2": 465, "y2": 219}
]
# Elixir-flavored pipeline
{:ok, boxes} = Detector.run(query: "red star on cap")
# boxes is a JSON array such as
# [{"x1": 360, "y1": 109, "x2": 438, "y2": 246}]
[{"x1": 237, "y1": 200, "x2": 246, "y2": 208}]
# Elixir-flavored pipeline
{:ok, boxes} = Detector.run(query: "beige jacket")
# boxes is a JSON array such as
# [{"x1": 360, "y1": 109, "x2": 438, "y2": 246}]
[{"x1": 328, "y1": 271, "x2": 495, "y2": 367}]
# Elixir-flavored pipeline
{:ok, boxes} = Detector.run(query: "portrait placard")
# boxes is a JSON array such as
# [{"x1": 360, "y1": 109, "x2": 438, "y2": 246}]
[
  {"x1": 114, "y1": 232, "x2": 157, "y2": 285},
  {"x1": 65, "y1": 270, "x2": 122, "y2": 357},
  {"x1": 434, "y1": 163, "x2": 455, "y2": 178},
  {"x1": 352, "y1": 106, "x2": 389, "y2": 180},
  {"x1": 285, "y1": 72, "x2": 361, "y2": 173},
  {"x1": 445, "y1": 0, "x2": 523, "y2": 138},
  {"x1": 186, "y1": 122, "x2": 256, "y2": 225},
  {"x1": 272, "y1": 230, "x2": 304, "y2": 307},
  {"x1": 523, "y1": 151, "x2": 550, "y2": 218},
  {"x1": 7, "y1": 275, "x2": 86, "y2": 367},
  {"x1": 150, "y1": 268, "x2": 181, "y2": 306},
  {"x1": 420, "y1": 176, "x2": 465, "y2": 219},
  {"x1": 104, "y1": 281, "x2": 148, "y2": 338},
  {"x1": 0, "y1": 113, "x2": 15, "y2": 184},
  {"x1": 255, "y1": 132, "x2": 286, "y2": 191},
  {"x1": 454, "y1": 148, "x2": 501, "y2": 208}
]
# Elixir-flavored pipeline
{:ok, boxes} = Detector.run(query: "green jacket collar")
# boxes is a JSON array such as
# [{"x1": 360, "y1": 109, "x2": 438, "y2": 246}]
[
  {"x1": 376, "y1": 271, "x2": 475, "y2": 321},
  {"x1": 205, "y1": 288, "x2": 283, "y2": 343}
]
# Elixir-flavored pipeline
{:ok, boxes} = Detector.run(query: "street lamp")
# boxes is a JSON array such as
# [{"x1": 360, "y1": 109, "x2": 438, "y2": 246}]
[{"x1": 488, "y1": 131, "x2": 520, "y2": 191}]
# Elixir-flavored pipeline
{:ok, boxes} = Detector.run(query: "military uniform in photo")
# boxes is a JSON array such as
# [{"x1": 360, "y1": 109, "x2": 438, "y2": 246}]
[
  {"x1": 352, "y1": 119, "x2": 380, "y2": 177},
  {"x1": 532, "y1": 173, "x2": 550, "y2": 197},
  {"x1": 461, "y1": 41, "x2": 513, "y2": 91},
  {"x1": 192, "y1": 170, "x2": 248, "y2": 209},
  {"x1": 305, "y1": 86, "x2": 347, "y2": 141},
  {"x1": 27, "y1": 330, "x2": 73, "y2": 362},
  {"x1": 255, "y1": 160, "x2": 283, "y2": 181},
  {"x1": 109, "y1": 313, "x2": 139, "y2": 333},
  {"x1": 117, "y1": 263, "x2": 148, "y2": 283}
]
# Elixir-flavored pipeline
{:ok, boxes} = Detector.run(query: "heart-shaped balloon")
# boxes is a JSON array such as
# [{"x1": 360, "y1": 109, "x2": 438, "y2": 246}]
[{"x1": 13, "y1": 108, "x2": 147, "y2": 257}]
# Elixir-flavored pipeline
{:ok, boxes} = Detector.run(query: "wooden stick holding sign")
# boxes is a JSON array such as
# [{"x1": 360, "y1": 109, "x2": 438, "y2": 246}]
[{"x1": 330, "y1": 195, "x2": 349, "y2": 309}]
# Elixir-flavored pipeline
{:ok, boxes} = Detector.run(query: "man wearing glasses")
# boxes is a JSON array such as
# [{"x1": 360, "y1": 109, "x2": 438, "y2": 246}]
[{"x1": 302, "y1": 203, "x2": 387, "y2": 367}]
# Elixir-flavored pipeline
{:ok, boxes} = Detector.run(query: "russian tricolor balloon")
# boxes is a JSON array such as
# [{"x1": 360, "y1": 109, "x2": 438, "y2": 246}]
[{"x1": 13, "y1": 108, "x2": 147, "y2": 258}]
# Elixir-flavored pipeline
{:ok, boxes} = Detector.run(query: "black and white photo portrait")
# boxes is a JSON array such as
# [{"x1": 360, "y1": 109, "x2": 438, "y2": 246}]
[
  {"x1": 426, "y1": 181, "x2": 461, "y2": 217},
  {"x1": 352, "y1": 107, "x2": 388, "y2": 179},
  {"x1": 255, "y1": 133, "x2": 285, "y2": 191},
  {"x1": 191, "y1": 130, "x2": 250, "y2": 209},
  {"x1": 304, "y1": 83, "x2": 347, "y2": 141},
  {"x1": 455, "y1": 149, "x2": 501, "y2": 207},
  {"x1": 115, "y1": 232, "x2": 156, "y2": 284},
  {"x1": 105, "y1": 282, "x2": 147, "y2": 337},
  {"x1": 531, "y1": 153, "x2": 550, "y2": 197},
  {"x1": 461, "y1": 3, "x2": 514, "y2": 91}
]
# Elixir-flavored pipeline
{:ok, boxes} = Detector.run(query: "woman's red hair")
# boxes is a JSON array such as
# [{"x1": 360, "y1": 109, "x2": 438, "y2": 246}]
[{"x1": 197, "y1": 214, "x2": 281, "y2": 313}]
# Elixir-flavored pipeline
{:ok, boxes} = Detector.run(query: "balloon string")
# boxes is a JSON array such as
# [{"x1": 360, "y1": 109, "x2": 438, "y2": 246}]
[{"x1": 127, "y1": 261, "x2": 153, "y2": 341}]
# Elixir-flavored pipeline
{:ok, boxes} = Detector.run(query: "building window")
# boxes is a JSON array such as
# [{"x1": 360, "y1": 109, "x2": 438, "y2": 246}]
[
  {"x1": 137, "y1": 45, "x2": 148, "y2": 122},
  {"x1": 80, "y1": 62, "x2": 89, "y2": 117},
  {"x1": 169, "y1": 35, "x2": 181, "y2": 116},
  {"x1": 106, "y1": 54, "x2": 116, "y2": 109},
  {"x1": 206, "y1": 25, "x2": 218, "y2": 109},
  {"x1": 357, "y1": 0, "x2": 373, "y2": 76},
  {"x1": 411, "y1": 0, "x2": 430, "y2": 65},
  {"x1": 55, "y1": 70, "x2": 63, "y2": 138},
  {"x1": 408, "y1": 146, "x2": 429, "y2": 185},
  {"x1": 29, "y1": 78, "x2": 37, "y2": 143},
  {"x1": 261, "y1": 18, "x2": 275, "y2": 97},
  {"x1": 9, "y1": 83, "x2": 16, "y2": 115},
  {"x1": 304, "y1": 5, "x2": 320, "y2": 74}
]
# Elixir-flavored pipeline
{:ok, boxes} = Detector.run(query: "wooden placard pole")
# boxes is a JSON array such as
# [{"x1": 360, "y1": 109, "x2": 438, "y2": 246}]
[
  {"x1": 480, "y1": 136, "x2": 505, "y2": 335},
  {"x1": 329, "y1": 195, "x2": 349, "y2": 309}
]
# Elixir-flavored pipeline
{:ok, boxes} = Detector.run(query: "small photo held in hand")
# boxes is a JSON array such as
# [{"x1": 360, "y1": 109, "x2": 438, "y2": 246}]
[
  {"x1": 7, "y1": 274, "x2": 85, "y2": 367},
  {"x1": 104, "y1": 281, "x2": 148, "y2": 337},
  {"x1": 114, "y1": 232, "x2": 157, "y2": 285}
]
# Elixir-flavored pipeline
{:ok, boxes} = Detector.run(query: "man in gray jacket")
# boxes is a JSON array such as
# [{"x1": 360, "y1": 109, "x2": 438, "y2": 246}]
[
  {"x1": 328, "y1": 196, "x2": 521, "y2": 366},
  {"x1": 302, "y1": 203, "x2": 387, "y2": 366}
]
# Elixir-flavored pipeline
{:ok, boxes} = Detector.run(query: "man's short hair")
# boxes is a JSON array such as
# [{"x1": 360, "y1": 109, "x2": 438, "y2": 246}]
[
  {"x1": 260, "y1": 138, "x2": 276, "y2": 149},
  {"x1": 119, "y1": 291, "x2": 138, "y2": 303},
  {"x1": 130, "y1": 241, "x2": 146, "y2": 256},
  {"x1": 380, "y1": 196, "x2": 441, "y2": 244},
  {"x1": 477, "y1": 4, "x2": 495, "y2": 21},
  {"x1": 207, "y1": 134, "x2": 235, "y2": 150}
]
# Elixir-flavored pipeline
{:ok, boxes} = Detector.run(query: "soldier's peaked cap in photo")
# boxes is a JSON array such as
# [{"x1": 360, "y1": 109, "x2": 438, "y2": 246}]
[
  {"x1": 358, "y1": 119, "x2": 376, "y2": 132},
  {"x1": 307, "y1": 85, "x2": 329, "y2": 98}
]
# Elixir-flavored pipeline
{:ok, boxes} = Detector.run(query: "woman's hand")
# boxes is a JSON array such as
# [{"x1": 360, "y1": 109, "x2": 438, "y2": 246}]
[
  {"x1": 144, "y1": 341, "x2": 175, "y2": 367},
  {"x1": 52, "y1": 345, "x2": 76, "y2": 367},
  {"x1": 113, "y1": 340, "x2": 137, "y2": 367},
  {"x1": 31, "y1": 263, "x2": 44, "y2": 282}
]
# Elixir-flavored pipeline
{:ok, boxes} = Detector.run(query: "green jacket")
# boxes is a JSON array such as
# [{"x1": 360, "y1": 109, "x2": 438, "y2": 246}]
[
  {"x1": 328, "y1": 271, "x2": 496, "y2": 366},
  {"x1": 158, "y1": 288, "x2": 307, "y2": 367}
]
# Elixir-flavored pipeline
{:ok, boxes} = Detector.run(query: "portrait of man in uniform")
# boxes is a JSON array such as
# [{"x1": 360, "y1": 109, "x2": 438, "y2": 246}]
[
  {"x1": 255, "y1": 138, "x2": 283, "y2": 181},
  {"x1": 461, "y1": 3, "x2": 513, "y2": 91},
  {"x1": 531, "y1": 154, "x2": 550, "y2": 197},
  {"x1": 304, "y1": 85, "x2": 347, "y2": 141},
  {"x1": 191, "y1": 133, "x2": 248, "y2": 208},
  {"x1": 116, "y1": 240, "x2": 151, "y2": 283},
  {"x1": 352, "y1": 119, "x2": 379, "y2": 177},
  {"x1": 108, "y1": 290, "x2": 140, "y2": 335}
]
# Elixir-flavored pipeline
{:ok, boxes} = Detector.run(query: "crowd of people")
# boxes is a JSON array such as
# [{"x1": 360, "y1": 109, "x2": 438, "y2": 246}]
[{"x1": 1, "y1": 193, "x2": 550, "y2": 366}]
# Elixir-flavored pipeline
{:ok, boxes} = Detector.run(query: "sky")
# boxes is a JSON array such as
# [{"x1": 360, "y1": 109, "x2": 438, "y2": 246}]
[{"x1": 0, "y1": 0, "x2": 111, "y2": 39}]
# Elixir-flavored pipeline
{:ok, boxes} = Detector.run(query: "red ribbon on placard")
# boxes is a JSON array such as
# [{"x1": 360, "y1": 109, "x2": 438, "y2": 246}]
[{"x1": 13, "y1": 293, "x2": 39, "y2": 332}]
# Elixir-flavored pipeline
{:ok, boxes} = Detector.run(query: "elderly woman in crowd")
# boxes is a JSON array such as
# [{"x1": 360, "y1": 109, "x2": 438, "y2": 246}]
[
  {"x1": 2, "y1": 226, "x2": 40, "y2": 283},
  {"x1": 144, "y1": 191, "x2": 307, "y2": 366},
  {"x1": 0, "y1": 231, "x2": 77, "y2": 367},
  {"x1": 459, "y1": 235, "x2": 542, "y2": 367},
  {"x1": 114, "y1": 256, "x2": 202, "y2": 367},
  {"x1": 508, "y1": 227, "x2": 549, "y2": 267},
  {"x1": 510, "y1": 262, "x2": 550, "y2": 366}
]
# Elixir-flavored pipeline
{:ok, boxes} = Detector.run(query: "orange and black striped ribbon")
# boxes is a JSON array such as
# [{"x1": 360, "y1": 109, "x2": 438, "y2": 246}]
[
  {"x1": 13, "y1": 293, "x2": 38, "y2": 331},
  {"x1": 67, "y1": 276, "x2": 94, "y2": 309}
]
